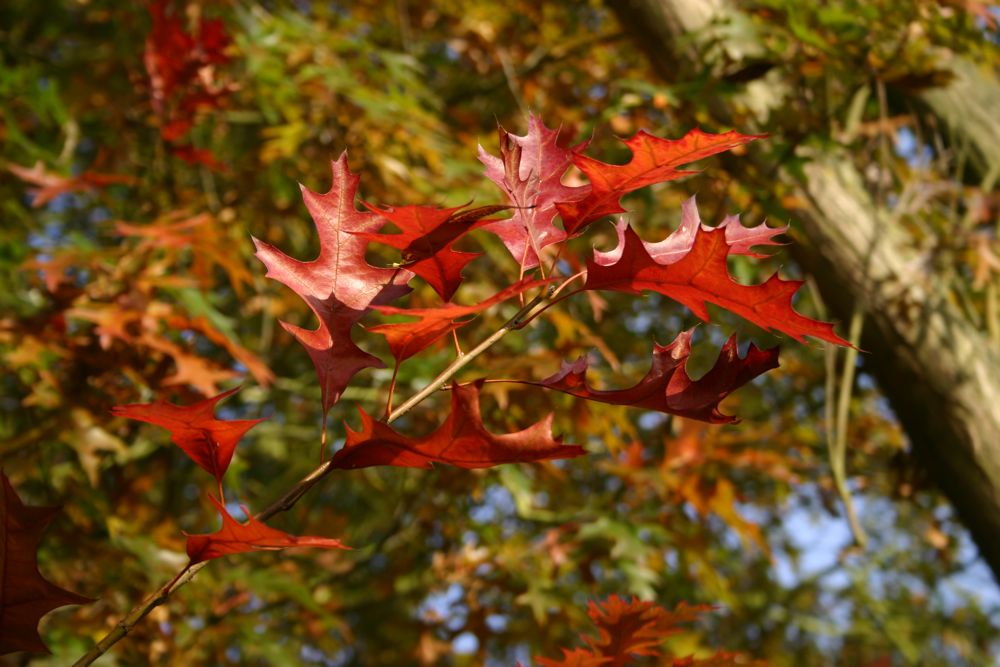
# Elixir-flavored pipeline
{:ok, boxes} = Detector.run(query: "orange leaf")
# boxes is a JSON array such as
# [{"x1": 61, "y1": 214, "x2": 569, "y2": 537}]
[
  {"x1": 585, "y1": 221, "x2": 847, "y2": 345},
  {"x1": 557, "y1": 128, "x2": 764, "y2": 235},
  {"x1": 536, "y1": 596, "x2": 716, "y2": 667},
  {"x1": 358, "y1": 202, "x2": 507, "y2": 301},
  {"x1": 370, "y1": 278, "x2": 552, "y2": 364},
  {"x1": 112, "y1": 387, "x2": 263, "y2": 486},
  {"x1": 185, "y1": 495, "x2": 349, "y2": 564}
]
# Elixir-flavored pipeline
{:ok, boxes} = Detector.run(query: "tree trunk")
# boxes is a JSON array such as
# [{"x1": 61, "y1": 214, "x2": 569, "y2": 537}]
[{"x1": 610, "y1": 0, "x2": 1000, "y2": 582}]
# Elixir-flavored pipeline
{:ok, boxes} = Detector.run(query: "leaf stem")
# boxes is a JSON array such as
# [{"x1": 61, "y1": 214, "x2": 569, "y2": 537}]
[{"x1": 384, "y1": 364, "x2": 400, "y2": 421}]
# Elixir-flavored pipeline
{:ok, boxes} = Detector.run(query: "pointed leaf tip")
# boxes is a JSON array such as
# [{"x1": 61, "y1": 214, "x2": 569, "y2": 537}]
[{"x1": 112, "y1": 387, "x2": 263, "y2": 485}]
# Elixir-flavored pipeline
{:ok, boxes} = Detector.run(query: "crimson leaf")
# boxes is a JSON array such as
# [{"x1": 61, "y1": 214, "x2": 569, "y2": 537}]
[
  {"x1": 252, "y1": 154, "x2": 412, "y2": 413},
  {"x1": 329, "y1": 381, "x2": 583, "y2": 469},
  {"x1": 525, "y1": 330, "x2": 779, "y2": 423}
]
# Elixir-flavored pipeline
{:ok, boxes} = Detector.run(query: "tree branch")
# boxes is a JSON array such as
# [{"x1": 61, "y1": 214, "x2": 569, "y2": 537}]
[{"x1": 72, "y1": 282, "x2": 558, "y2": 666}]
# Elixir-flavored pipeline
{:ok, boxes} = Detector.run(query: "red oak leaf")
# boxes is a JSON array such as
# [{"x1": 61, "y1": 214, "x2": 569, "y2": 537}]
[
  {"x1": 594, "y1": 196, "x2": 786, "y2": 266},
  {"x1": 143, "y1": 0, "x2": 234, "y2": 172},
  {"x1": 144, "y1": 0, "x2": 196, "y2": 111},
  {"x1": 145, "y1": 0, "x2": 231, "y2": 137},
  {"x1": 357, "y1": 202, "x2": 508, "y2": 301},
  {"x1": 1, "y1": 471, "x2": 91, "y2": 655},
  {"x1": 111, "y1": 387, "x2": 263, "y2": 487},
  {"x1": 536, "y1": 596, "x2": 714, "y2": 667},
  {"x1": 533, "y1": 648, "x2": 608, "y2": 667},
  {"x1": 525, "y1": 330, "x2": 778, "y2": 423},
  {"x1": 370, "y1": 278, "x2": 553, "y2": 364},
  {"x1": 170, "y1": 144, "x2": 228, "y2": 172},
  {"x1": 479, "y1": 115, "x2": 589, "y2": 269},
  {"x1": 329, "y1": 381, "x2": 583, "y2": 470},
  {"x1": 252, "y1": 154, "x2": 412, "y2": 413},
  {"x1": 557, "y1": 128, "x2": 764, "y2": 235},
  {"x1": 185, "y1": 495, "x2": 349, "y2": 564},
  {"x1": 585, "y1": 221, "x2": 848, "y2": 345}
]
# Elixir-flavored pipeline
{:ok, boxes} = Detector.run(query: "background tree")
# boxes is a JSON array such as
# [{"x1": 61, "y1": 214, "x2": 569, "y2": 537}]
[
  {"x1": 610, "y1": 0, "x2": 1000, "y2": 584},
  {"x1": 1, "y1": 1, "x2": 997, "y2": 665}
]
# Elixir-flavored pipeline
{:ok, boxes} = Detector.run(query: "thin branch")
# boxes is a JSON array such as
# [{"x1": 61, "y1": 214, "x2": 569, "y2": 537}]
[
  {"x1": 72, "y1": 564, "x2": 202, "y2": 667},
  {"x1": 810, "y1": 278, "x2": 867, "y2": 549},
  {"x1": 551, "y1": 271, "x2": 587, "y2": 298},
  {"x1": 513, "y1": 285, "x2": 584, "y2": 329},
  {"x1": 831, "y1": 309, "x2": 867, "y2": 548},
  {"x1": 496, "y1": 45, "x2": 530, "y2": 119}
]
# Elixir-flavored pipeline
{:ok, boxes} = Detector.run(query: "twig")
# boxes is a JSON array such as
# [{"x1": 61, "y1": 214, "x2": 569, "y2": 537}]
[
  {"x1": 495, "y1": 45, "x2": 530, "y2": 117},
  {"x1": 513, "y1": 284, "x2": 583, "y2": 329},
  {"x1": 72, "y1": 564, "x2": 203, "y2": 667},
  {"x1": 831, "y1": 309, "x2": 867, "y2": 548}
]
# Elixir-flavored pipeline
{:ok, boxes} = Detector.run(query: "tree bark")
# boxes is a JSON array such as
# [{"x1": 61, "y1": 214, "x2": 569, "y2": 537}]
[{"x1": 610, "y1": 0, "x2": 1000, "y2": 581}]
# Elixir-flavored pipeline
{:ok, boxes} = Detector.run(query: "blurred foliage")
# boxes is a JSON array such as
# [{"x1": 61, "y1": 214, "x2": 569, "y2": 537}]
[{"x1": 0, "y1": 0, "x2": 997, "y2": 665}]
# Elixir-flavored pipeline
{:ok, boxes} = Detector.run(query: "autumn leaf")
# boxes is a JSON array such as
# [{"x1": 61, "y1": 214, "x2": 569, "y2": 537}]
[
  {"x1": 479, "y1": 114, "x2": 589, "y2": 268},
  {"x1": 169, "y1": 144, "x2": 228, "y2": 172},
  {"x1": 535, "y1": 596, "x2": 723, "y2": 667},
  {"x1": 329, "y1": 381, "x2": 583, "y2": 469},
  {"x1": 532, "y1": 648, "x2": 609, "y2": 667},
  {"x1": 370, "y1": 278, "x2": 553, "y2": 364},
  {"x1": 7, "y1": 161, "x2": 136, "y2": 208},
  {"x1": 116, "y1": 211, "x2": 256, "y2": 296},
  {"x1": 141, "y1": 333, "x2": 242, "y2": 397},
  {"x1": 593, "y1": 196, "x2": 787, "y2": 267},
  {"x1": 523, "y1": 330, "x2": 779, "y2": 423},
  {"x1": 357, "y1": 201, "x2": 508, "y2": 301},
  {"x1": 145, "y1": 0, "x2": 198, "y2": 111},
  {"x1": 161, "y1": 313, "x2": 274, "y2": 388},
  {"x1": 185, "y1": 495, "x2": 349, "y2": 564},
  {"x1": 585, "y1": 216, "x2": 848, "y2": 345},
  {"x1": 556, "y1": 128, "x2": 764, "y2": 235},
  {"x1": 145, "y1": 0, "x2": 231, "y2": 124},
  {"x1": 253, "y1": 153, "x2": 412, "y2": 413},
  {"x1": 1, "y1": 471, "x2": 91, "y2": 655},
  {"x1": 111, "y1": 387, "x2": 263, "y2": 488}
]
